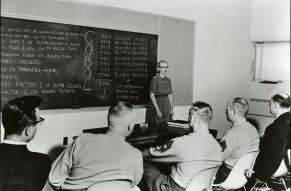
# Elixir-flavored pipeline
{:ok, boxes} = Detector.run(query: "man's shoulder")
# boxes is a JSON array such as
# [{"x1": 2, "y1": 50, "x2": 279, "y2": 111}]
[
  {"x1": 29, "y1": 151, "x2": 50, "y2": 159},
  {"x1": 1, "y1": 149, "x2": 51, "y2": 172},
  {"x1": 129, "y1": 146, "x2": 142, "y2": 158},
  {"x1": 224, "y1": 123, "x2": 249, "y2": 137},
  {"x1": 172, "y1": 133, "x2": 200, "y2": 145},
  {"x1": 77, "y1": 133, "x2": 106, "y2": 143},
  {"x1": 121, "y1": 139, "x2": 142, "y2": 156},
  {"x1": 238, "y1": 121, "x2": 259, "y2": 136},
  {"x1": 223, "y1": 127, "x2": 237, "y2": 138},
  {"x1": 28, "y1": 151, "x2": 51, "y2": 165},
  {"x1": 277, "y1": 112, "x2": 290, "y2": 124}
]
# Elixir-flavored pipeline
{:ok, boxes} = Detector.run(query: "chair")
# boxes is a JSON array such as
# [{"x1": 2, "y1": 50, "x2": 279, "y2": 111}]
[
  {"x1": 185, "y1": 166, "x2": 219, "y2": 191},
  {"x1": 272, "y1": 149, "x2": 290, "y2": 178},
  {"x1": 87, "y1": 180, "x2": 140, "y2": 191},
  {"x1": 41, "y1": 181, "x2": 55, "y2": 191},
  {"x1": 252, "y1": 149, "x2": 290, "y2": 191},
  {"x1": 213, "y1": 152, "x2": 258, "y2": 191}
]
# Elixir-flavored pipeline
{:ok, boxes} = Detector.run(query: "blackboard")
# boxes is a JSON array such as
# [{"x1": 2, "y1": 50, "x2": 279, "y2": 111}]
[{"x1": 0, "y1": 16, "x2": 158, "y2": 110}]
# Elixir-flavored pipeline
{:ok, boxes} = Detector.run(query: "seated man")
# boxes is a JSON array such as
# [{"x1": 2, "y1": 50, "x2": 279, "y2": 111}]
[
  {"x1": 246, "y1": 92, "x2": 290, "y2": 189},
  {"x1": 214, "y1": 97, "x2": 260, "y2": 184},
  {"x1": 142, "y1": 101, "x2": 222, "y2": 191},
  {"x1": 0, "y1": 96, "x2": 51, "y2": 191},
  {"x1": 48, "y1": 101, "x2": 143, "y2": 190}
]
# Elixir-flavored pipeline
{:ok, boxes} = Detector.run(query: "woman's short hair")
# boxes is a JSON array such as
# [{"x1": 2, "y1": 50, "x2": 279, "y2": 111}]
[
  {"x1": 189, "y1": 101, "x2": 213, "y2": 123},
  {"x1": 271, "y1": 92, "x2": 290, "y2": 108},
  {"x1": 227, "y1": 97, "x2": 249, "y2": 117},
  {"x1": 156, "y1": 60, "x2": 168, "y2": 73},
  {"x1": 2, "y1": 96, "x2": 42, "y2": 135}
]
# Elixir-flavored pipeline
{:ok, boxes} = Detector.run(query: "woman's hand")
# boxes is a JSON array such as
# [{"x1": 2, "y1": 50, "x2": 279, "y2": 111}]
[
  {"x1": 156, "y1": 109, "x2": 162, "y2": 118},
  {"x1": 170, "y1": 107, "x2": 174, "y2": 117}
]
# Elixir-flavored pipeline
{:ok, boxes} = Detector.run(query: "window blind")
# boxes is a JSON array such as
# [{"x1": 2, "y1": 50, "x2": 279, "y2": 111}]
[{"x1": 254, "y1": 42, "x2": 290, "y2": 81}]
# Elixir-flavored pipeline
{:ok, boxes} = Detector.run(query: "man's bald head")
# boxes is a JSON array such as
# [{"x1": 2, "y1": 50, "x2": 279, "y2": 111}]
[{"x1": 107, "y1": 101, "x2": 136, "y2": 137}]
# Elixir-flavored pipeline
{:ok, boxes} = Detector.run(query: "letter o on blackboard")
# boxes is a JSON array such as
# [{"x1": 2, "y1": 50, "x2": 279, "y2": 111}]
[
  {"x1": 85, "y1": 44, "x2": 93, "y2": 55},
  {"x1": 84, "y1": 67, "x2": 91, "y2": 80}
]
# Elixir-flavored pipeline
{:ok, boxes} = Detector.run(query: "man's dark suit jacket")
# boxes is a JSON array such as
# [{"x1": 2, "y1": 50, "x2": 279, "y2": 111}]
[
  {"x1": 0, "y1": 143, "x2": 51, "y2": 191},
  {"x1": 253, "y1": 112, "x2": 290, "y2": 181}
]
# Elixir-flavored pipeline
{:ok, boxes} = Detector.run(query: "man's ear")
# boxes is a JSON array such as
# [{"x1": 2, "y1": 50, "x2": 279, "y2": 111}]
[
  {"x1": 24, "y1": 127, "x2": 30, "y2": 136},
  {"x1": 128, "y1": 120, "x2": 135, "y2": 133},
  {"x1": 127, "y1": 124, "x2": 131, "y2": 132},
  {"x1": 24, "y1": 126, "x2": 33, "y2": 136},
  {"x1": 274, "y1": 102, "x2": 280, "y2": 108}
]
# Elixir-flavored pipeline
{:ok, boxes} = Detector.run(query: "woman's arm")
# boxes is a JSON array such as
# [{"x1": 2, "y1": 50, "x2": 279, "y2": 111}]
[
  {"x1": 168, "y1": 93, "x2": 174, "y2": 117},
  {"x1": 150, "y1": 92, "x2": 162, "y2": 118}
]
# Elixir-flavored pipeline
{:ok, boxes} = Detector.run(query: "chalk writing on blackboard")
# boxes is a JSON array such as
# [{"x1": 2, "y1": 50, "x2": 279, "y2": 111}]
[{"x1": 0, "y1": 17, "x2": 158, "y2": 110}]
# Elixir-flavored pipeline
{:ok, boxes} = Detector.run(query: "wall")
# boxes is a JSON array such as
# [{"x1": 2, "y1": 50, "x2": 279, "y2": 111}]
[
  {"x1": 251, "y1": 0, "x2": 290, "y2": 41},
  {"x1": 1, "y1": 0, "x2": 254, "y2": 154},
  {"x1": 248, "y1": 0, "x2": 290, "y2": 135}
]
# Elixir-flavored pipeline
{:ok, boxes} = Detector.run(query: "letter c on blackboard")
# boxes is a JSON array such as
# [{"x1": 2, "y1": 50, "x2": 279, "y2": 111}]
[{"x1": 85, "y1": 30, "x2": 95, "y2": 43}]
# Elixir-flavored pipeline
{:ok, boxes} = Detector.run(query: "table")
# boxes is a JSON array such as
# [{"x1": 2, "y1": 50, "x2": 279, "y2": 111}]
[
  {"x1": 127, "y1": 122, "x2": 193, "y2": 149},
  {"x1": 83, "y1": 122, "x2": 193, "y2": 149},
  {"x1": 83, "y1": 122, "x2": 218, "y2": 149}
]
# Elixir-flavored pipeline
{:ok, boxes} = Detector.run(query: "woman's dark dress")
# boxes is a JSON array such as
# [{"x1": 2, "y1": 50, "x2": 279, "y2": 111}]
[{"x1": 146, "y1": 75, "x2": 172, "y2": 123}]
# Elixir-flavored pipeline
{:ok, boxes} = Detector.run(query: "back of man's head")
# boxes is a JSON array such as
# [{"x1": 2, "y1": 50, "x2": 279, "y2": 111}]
[
  {"x1": 271, "y1": 92, "x2": 290, "y2": 109},
  {"x1": 189, "y1": 101, "x2": 213, "y2": 124},
  {"x1": 2, "y1": 96, "x2": 42, "y2": 135},
  {"x1": 107, "y1": 101, "x2": 135, "y2": 136},
  {"x1": 227, "y1": 97, "x2": 249, "y2": 117}
]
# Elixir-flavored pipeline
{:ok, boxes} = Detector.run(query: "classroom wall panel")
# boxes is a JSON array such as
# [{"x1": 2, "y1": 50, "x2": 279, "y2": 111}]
[{"x1": 158, "y1": 17, "x2": 194, "y2": 105}]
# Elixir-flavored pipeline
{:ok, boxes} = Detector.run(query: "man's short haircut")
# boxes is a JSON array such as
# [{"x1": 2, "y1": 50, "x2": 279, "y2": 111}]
[
  {"x1": 227, "y1": 97, "x2": 249, "y2": 117},
  {"x1": 189, "y1": 101, "x2": 213, "y2": 123},
  {"x1": 2, "y1": 96, "x2": 42, "y2": 135},
  {"x1": 271, "y1": 92, "x2": 290, "y2": 108},
  {"x1": 107, "y1": 101, "x2": 135, "y2": 126}
]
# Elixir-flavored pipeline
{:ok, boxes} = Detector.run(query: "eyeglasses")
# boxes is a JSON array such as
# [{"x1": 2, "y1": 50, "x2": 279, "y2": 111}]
[
  {"x1": 159, "y1": 66, "x2": 169, "y2": 69},
  {"x1": 188, "y1": 114, "x2": 192, "y2": 123},
  {"x1": 34, "y1": 117, "x2": 45, "y2": 126}
]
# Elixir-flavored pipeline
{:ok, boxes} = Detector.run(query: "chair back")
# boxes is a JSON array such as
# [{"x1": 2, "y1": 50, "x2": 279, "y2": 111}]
[
  {"x1": 213, "y1": 152, "x2": 258, "y2": 190},
  {"x1": 185, "y1": 166, "x2": 219, "y2": 191},
  {"x1": 87, "y1": 180, "x2": 133, "y2": 191},
  {"x1": 272, "y1": 149, "x2": 290, "y2": 178}
]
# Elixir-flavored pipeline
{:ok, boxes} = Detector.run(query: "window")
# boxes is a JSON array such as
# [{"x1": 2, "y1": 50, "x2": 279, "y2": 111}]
[{"x1": 254, "y1": 42, "x2": 290, "y2": 81}]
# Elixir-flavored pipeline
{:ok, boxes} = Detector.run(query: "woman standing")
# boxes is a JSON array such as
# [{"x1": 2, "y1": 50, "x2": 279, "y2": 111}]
[{"x1": 146, "y1": 60, "x2": 174, "y2": 123}]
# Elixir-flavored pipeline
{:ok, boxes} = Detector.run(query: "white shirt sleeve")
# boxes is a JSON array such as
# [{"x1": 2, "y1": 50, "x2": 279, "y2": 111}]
[
  {"x1": 144, "y1": 137, "x2": 184, "y2": 163},
  {"x1": 48, "y1": 138, "x2": 79, "y2": 189},
  {"x1": 132, "y1": 152, "x2": 143, "y2": 187},
  {"x1": 221, "y1": 131, "x2": 235, "y2": 160}
]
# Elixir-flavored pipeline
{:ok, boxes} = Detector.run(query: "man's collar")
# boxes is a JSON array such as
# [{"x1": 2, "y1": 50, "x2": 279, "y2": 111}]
[
  {"x1": 2, "y1": 139, "x2": 27, "y2": 145},
  {"x1": 232, "y1": 118, "x2": 247, "y2": 126},
  {"x1": 107, "y1": 130, "x2": 126, "y2": 140}
]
